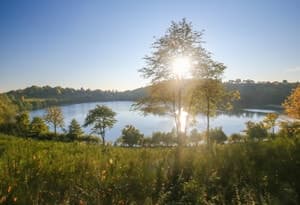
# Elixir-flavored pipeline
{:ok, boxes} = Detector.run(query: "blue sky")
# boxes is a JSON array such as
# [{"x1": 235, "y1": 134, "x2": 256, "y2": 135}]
[{"x1": 0, "y1": 0, "x2": 299, "y2": 92}]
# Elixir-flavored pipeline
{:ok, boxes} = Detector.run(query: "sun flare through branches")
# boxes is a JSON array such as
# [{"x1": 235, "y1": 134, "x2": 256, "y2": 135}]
[{"x1": 171, "y1": 56, "x2": 191, "y2": 78}]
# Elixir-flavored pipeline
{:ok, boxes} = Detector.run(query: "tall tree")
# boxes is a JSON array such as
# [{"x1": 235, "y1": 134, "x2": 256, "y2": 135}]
[
  {"x1": 134, "y1": 19, "x2": 224, "y2": 143},
  {"x1": 188, "y1": 79, "x2": 239, "y2": 146},
  {"x1": 282, "y1": 85, "x2": 300, "y2": 119},
  {"x1": 44, "y1": 106, "x2": 64, "y2": 135},
  {"x1": 84, "y1": 105, "x2": 117, "y2": 145}
]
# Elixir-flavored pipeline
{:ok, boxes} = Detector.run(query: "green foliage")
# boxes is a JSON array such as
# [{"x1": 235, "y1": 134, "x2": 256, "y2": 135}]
[
  {"x1": 84, "y1": 105, "x2": 117, "y2": 145},
  {"x1": 263, "y1": 113, "x2": 279, "y2": 135},
  {"x1": 245, "y1": 121, "x2": 268, "y2": 141},
  {"x1": 6, "y1": 85, "x2": 146, "y2": 110},
  {"x1": 29, "y1": 117, "x2": 49, "y2": 137},
  {"x1": 135, "y1": 19, "x2": 228, "y2": 141},
  {"x1": 225, "y1": 82, "x2": 299, "y2": 109},
  {"x1": 278, "y1": 121, "x2": 300, "y2": 138},
  {"x1": 0, "y1": 134, "x2": 300, "y2": 204},
  {"x1": 44, "y1": 106, "x2": 64, "y2": 135},
  {"x1": 189, "y1": 128, "x2": 204, "y2": 143},
  {"x1": 5, "y1": 82, "x2": 298, "y2": 111},
  {"x1": 15, "y1": 112, "x2": 30, "y2": 136},
  {"x1": 189, "y1": 79, "x2": 239, "y2": 146},
  {"x1": 0, "y1": 94, "x2": 17, "y2": 124},
  {"x1": 68, "y1": 119, "x2": 84, "y2": 140},
  {"x1": 210, "y1": 127, "x2": 227, "y2": 144},
  {"x1": 119, "y1": 125, "x2": 144, "y2": 147},
  {"x1": 228, "y1": 133, "x2": 245, "y2": 143},
  {"x1": 149, "y1": 131, "x2": 176, "y2": 146}
]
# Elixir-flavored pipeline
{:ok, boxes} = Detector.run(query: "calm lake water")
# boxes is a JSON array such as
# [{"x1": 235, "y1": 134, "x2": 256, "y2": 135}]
[{"x1": 30, "y1": 101, "x2": 281, "y2": 142}]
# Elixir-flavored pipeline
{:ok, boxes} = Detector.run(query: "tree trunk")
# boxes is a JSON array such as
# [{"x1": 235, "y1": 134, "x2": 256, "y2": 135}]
[
  {"x1": 177, "y1": 78, "x2": 183, "y2": 145},
  {"x1": 206, "y1": 100, "x2": 210, "y2": 149},
  {"x1": 102, "y1": 136, "x2": 105, "y2": 146},
  {"x1": 54, "y1": 124, "x2": 57, "y2": 136},
  {"x1": 102, "y1": 129, "x2": 106, "y2": 145}
]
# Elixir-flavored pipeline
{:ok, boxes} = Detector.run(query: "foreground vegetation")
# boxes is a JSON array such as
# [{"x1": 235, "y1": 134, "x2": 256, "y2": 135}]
[{"x1": 0, "y1": 133, "x2": 300, "y2": 204}]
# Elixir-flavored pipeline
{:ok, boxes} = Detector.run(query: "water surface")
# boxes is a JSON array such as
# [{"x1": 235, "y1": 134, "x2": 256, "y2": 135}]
[{"x1": 30, "y1": 101, "x2": 281, "y2": 142}]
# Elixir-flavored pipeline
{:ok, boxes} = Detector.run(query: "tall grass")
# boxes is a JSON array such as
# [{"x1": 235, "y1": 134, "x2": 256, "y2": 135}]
[{"x1": 0, "y1": 134, "x2": 299, "y2": 204}]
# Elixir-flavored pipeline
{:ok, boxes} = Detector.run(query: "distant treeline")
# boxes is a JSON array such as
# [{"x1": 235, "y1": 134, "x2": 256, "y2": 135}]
[
  {"x1": 225, "y1": 82, "x2": 299, "y2": 109},
  {"x1": 4, "y1": 82, "x2": 299, "y2": 110},
  {"x1": 5, "y1": 86, "x2": 146, "y2": 110}
]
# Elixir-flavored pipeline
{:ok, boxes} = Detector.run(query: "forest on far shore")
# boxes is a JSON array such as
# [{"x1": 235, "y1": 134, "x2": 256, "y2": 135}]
[{"x1": 4, "y1": 81, "x2": 299, "y2": 111}]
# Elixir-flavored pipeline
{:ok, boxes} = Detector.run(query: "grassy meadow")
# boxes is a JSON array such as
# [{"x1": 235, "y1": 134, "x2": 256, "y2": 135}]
[{"x1": 1, "y1": 133, "x2": 300, "y2": 204}]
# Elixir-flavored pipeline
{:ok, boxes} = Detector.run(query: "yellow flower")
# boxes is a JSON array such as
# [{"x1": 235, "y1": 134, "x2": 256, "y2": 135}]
[
  {"x1": 109, "y1": 159, "x2": 113, "y2": 165},
  {"x1": 7, "y1": 186, "x2": 12, "y2": 193}
]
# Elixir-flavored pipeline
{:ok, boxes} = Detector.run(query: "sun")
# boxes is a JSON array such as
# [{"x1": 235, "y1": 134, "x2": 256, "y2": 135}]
[
  {"x1": 179, "y1": 109, "x2": 188, "y2": 132},
  {"x1": 171, "y1": 56, "x2": 191, "y2": 77}
]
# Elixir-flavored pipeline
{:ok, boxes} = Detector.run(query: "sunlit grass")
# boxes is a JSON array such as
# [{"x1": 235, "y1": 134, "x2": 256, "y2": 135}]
[{"x1": 0, "y1": 133, "x2": 299, "y2": 204}]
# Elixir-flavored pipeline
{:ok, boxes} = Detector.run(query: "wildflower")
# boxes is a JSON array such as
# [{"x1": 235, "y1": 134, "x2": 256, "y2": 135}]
[
  {"x1": 13, "y1": 197, "x2": 17, "y2": 202},
  {"x1": 7, "y1": 186, "x2": 12, "y2": 193},
  {"x1": 0, "y1": 196, "x2": 7, "y2": 203},
  {"x1": 109, "y1": 158, "x2": 113, "y2": 165}
]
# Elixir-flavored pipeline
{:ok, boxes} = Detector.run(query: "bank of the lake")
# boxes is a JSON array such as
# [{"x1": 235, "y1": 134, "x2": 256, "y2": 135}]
[{"x1": 30, "y1": 101, "x2": 283, "y2": 142}]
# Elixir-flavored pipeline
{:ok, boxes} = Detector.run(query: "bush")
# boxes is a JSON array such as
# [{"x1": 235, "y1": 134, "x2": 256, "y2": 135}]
[
  {"x1": 118, "y1": 125, "x2": 144, "y2": 147},
  {"x1": 245, "y1": 121, "x2": 268, "y2": 141},
  {"x1": 210, "y1": 127, "x2": 227, "y2": 144}
]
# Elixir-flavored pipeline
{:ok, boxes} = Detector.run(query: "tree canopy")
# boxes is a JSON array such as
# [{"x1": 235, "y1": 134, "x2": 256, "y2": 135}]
[
  {"x1": 282, "y1": 85, "x2": 300, "y2": 119},
  {"x1": 119, "y1": 125, "x2": 144, "y2": 147},
  {"x1": 134, "y1": 19, "x2": 236, "y2": 146},
  {"x1": 135, "y1": 19, "x2": 224, "y2": 137},
  {"x1": 84, "y1": 105, "x2": 117, "y2": 145},
  {"x1": 44, "y1": 106, "x2": 64, "y2": 135},
  {"x1": 68, "y1": 119, "x2": 84, "y2": 139},
  {"x1": 0, "y1": 94, "x2": 17, "y2": 124}
]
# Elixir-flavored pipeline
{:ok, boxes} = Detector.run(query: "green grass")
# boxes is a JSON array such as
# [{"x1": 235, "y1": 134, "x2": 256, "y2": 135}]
[{"x1": 0, "y1": 133, "x2": 300, "y2": 204}]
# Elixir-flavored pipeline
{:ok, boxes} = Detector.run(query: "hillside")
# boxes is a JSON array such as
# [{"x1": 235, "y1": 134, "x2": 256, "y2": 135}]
[{"x1": 4, "y1": 82, "x2": 299, "y2": 110}]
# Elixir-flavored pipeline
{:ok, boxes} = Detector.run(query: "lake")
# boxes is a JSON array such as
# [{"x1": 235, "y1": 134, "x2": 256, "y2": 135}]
[{"x1": 30, "y1": 101, "x2": 281, "y2": 142}]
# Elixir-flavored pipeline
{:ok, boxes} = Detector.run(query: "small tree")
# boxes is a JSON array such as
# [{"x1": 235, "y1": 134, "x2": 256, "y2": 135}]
[
  {"x1": 189, "y1": 128, "x2": 203, "y2": 143},
  {"x1": 245, "y1": 121, "x2": 268, "y2": 141},
  {"x1": 119, "y1": 125, "x2": 144, "y2": 147},
  {"x1": 30, "y1": 117, "x2": 49, "y2": 137},
  {"x1": 84, "y1": 105, "x2": 117, "y2": 145},
  {"x1": 282, "y1": 85, "x2": 300, "y2": 119},
  {"x1": 44, "y1": 106, "x2": 64, "y2": 135},
  {"x1": 68, "y1": 119, "x2": 84, "y2": 140},
  {"x1": 15, "y1": 112, "x2": 30, "y2": 136},
  {"x1": 210, "y1": 127, "x2": 227, "y2": 144},
  {"x1": 278, "y1": 121, "x2": 300, "y2": 138},
  {"x1": 228, "y1": 133, "x2": 244, "y2": 143},
  {"x1": 263, "y1": 113, "x2": 279, "y2": 135}
]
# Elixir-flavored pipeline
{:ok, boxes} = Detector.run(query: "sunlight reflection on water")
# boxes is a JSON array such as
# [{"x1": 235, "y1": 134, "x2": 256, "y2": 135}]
[{"x1": 30, "y1": 101, "x2": 279, "y2": 142}]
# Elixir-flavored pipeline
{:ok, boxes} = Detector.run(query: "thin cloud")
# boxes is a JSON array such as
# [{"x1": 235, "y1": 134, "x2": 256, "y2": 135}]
[{"x1": 287, "y1": 66, "x2": 300, "y2": 72}]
